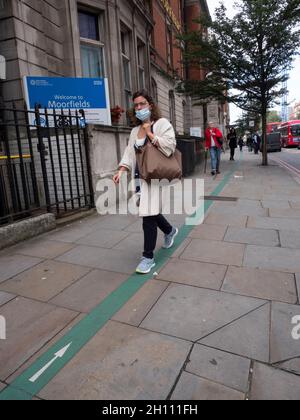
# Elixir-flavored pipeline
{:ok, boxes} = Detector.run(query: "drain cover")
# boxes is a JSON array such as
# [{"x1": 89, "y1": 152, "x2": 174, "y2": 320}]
[{"x1": 204, "y1": 196, "x2": 238, "y2": 202}]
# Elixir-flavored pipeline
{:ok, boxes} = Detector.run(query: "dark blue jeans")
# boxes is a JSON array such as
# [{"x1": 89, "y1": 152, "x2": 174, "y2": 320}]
[{"x1": 210, "y1": 147, "x2": 221, "y2": 172}]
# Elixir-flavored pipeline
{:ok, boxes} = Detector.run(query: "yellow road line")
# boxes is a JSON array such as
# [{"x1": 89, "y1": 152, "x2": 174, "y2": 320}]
[{"x1": 0, "y1": 155, "x2": 31, "y2": 160}]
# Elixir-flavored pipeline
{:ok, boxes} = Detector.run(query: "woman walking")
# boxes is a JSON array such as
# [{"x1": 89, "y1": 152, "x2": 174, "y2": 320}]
[
  {"x1": 227, "y1": 127, "x2": 238, "y2": 161},
  {"x1": 113, "y1": 90, "x2": 179, "y2": 274}
]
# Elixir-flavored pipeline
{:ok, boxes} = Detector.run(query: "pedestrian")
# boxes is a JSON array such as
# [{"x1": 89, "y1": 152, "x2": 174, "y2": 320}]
[
  {"x1": 247, "y1": 134, "x2": 253, "y2": 152},
  {"x1": 253, "y1": 131, "x2": 261, "y2": 154},
  {"x1": 238, "y1": 136, "x2": 244, "y2": 152},
  {"x1": 113, "y1": 90, "x2": 179, "y2": 274},
  {"x1": 227, "y1": 127, "x2": 238, "y2": 160},
  {"x1": 205, "y1": 121, "x2": 223, "y2": 176}
]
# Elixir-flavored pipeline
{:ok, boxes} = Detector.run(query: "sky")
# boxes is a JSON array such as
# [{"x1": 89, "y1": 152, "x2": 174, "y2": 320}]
[{"x1": 207, "y1": 0, "x2": 300, "y2": 123}]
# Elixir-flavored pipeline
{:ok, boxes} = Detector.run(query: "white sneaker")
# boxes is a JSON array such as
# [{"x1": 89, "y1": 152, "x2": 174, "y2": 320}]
[{"x1": 163, "y1": 227, "x2": 179, "y2": 249}]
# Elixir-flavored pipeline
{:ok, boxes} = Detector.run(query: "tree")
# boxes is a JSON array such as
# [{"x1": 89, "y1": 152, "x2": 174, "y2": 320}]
[
  {"x1": 267, "y1": 110, "x2": 282, "y2": 123},
  {"x1": 177, "y1": 0, "x2": 300, "y2": 165},
  {"x1": 235, "y1": 110, "x2": 261, "y2": 136}
]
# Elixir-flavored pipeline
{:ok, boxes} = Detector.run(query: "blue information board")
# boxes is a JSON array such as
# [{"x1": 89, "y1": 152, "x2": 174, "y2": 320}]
[{"x1": 23, "y1": 77, "x2": 111, "y2": 126}]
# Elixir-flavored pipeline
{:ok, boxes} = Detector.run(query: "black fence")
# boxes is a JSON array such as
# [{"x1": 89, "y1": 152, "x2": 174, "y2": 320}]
[{"x1": 0, "y1": 104, "x2": 94, "y2": 225}]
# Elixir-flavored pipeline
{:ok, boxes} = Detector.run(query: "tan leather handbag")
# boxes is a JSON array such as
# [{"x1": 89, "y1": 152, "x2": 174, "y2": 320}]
[{"x1": 135, "y1": 139, "x2": 182, "y2": 182}]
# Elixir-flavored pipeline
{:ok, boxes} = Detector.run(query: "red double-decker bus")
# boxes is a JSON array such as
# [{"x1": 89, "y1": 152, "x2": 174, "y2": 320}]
[
  {"x1": 279, "y1": 120, "x2": 300, "y2": 147},
  {"x1": 267, "y1": 122, "x2": 280, "y2": 134}
]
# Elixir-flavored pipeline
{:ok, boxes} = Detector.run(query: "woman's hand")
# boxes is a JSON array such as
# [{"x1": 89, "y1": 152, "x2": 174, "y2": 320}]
[
  {"x1": 142, "y1": 122, "x2": 152, "y2": 136},
  {"x1": 113, "y1": 167, "x2": 127, "y2": 184}
]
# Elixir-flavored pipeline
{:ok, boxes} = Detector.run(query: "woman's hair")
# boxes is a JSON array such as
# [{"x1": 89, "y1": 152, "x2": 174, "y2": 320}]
[{"x1": 129, "y1": 90, "x2": 161, "y2": 126}]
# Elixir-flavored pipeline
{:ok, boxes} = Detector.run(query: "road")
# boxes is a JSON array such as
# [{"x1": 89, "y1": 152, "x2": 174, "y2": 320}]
[{"x1": 269, "y1": 148, "x2": 300, "y2": 177}]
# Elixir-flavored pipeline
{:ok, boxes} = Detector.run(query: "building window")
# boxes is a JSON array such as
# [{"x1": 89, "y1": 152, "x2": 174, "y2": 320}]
[
  {"x1": 169, "y1": 90, "x2": 176, "y2": 130},
  {"x1": 167, "y1": 26, "x2": 173, "y2": 68},
  {"x1": 151, "y1": 78, "x2": 158, "y2": 104},
  {"x1": 144, "y1": 0, "x2": 152, "y2": 14},
  {"x1": 79, "y1": 11, "x2": 105, "y2": 78},
  {"x1": 121, "y1": 28, "x2": 132, "y2": 110},
  {"x1": 137, "y1": 40, "x2": 146, "y2": 90},
  {"x1": 182, "y1": 100, "x2": 189, "y2": 135}
]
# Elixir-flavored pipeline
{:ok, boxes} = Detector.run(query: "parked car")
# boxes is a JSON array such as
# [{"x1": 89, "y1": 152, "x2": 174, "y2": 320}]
[{"x1": 260, "y1": 133, "x2": 282, "y2": 153}]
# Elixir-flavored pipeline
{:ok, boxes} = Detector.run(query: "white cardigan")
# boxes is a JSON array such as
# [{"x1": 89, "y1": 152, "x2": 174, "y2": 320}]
[{"x1": 119, "y1": 118, "x2": 176, "y2": 217}]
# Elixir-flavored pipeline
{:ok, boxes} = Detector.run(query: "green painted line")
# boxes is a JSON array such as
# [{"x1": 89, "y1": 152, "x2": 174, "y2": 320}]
[{"x1": 0, "y1": 164, "x2": 238, "y2": 400}]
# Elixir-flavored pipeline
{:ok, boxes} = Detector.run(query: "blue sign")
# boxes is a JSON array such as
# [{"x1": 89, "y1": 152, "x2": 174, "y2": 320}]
[{"x1": 24, "y1": 77, "x2": 111, "y2": 126}]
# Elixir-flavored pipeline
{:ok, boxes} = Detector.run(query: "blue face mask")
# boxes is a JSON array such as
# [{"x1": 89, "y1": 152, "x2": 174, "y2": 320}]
[{"x1": 135, "y1": 108, "x2": 151, "y2": 122}]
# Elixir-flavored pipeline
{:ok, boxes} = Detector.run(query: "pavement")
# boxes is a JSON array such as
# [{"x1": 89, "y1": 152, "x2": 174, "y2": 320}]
[{"x1": 0, "y1": 149, "x2": 300, "y2": 400}]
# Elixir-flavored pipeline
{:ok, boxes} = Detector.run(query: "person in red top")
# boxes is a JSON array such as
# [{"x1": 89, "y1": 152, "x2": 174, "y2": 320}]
[{"x1": 205, "y1": 121, "x2": 224, "y2": 176}]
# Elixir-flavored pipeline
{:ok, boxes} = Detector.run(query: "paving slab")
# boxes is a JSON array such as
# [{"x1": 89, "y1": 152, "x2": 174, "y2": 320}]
[
  {"x1": 0, "y1": 382, "x2": 6, "y2": 392},
  {"x1": 6, "y1": 313, "x2": 86, "y2": 384},
  {"x1": 220, "y1": 190, "x2": 263, "y2": 201},
  {"x1": 188, "y1": 224, "x2": 227, "y2": 241},
  {"x1": 290, "y1": 201, "x2": 300, "y2": 209},
  {"x1": 123, "y1": 219, "x2": 143, "y2": 233},
  {"x1": 49, "y1": 269, "x2": 128, "y2": 313},
  {"x1": 269, "y1": 208, "x2": 300, "y2": 218},
  {"x1": 7, "y1": 239, "x2": 75, "y2": 259},
  {"x1": 0, "y1": 261, "x2": 91, "y2": 302},
  {"x1": 208, "y1": 201, "x2": 237, "y2": 210},
  {"x1": 270, "y1": 302, "x2": 300, "y2": 364},
  {"x1": 248, "y1": 216, "x2": 300, "y2": 231},
  {"x1": 222, "y1": 267, "x2": 297, "y2": 304},
  {"x1": 200, "y1": 304, "x2": 270, "y2": 362},
  {"x1": 157, "y1": 258, "x2": 227, "y2": 290},
  {"x1": 180, "y1": 239, "x2": 245, "y2": 266},
  {"x1": 279, "y1": 231, "x2": 300, "y2": 249},
  {"x1": 261, "y1": 200, "x2": 291, "y2": 210},
  {"x1": 170, "y1": 238, "x2": 193, "y2": 258},
  {"x1": 113, "y1": 232, "x2": 164, "y2": 253},
  {"x1": 236, "y1": 199, "x2": 263, "y2": 208},
  {"x1": 46, "y1": 224, "x2": 98, "y2": 243},
  {"x1": 204, "y1": 213, "x2": 248, "y2": 228},
  {"x1": 0, "y1": 254, "x2": 43, "y2": 283},
  {"x1": 171, "y1": 371, "x2": 245, "y2": 400},
  {"x1": 112, "y1": 280, "x2": 169, "y2": 326},
  {"x1": 0, "y1": 297, "x2": 78, "y2": 380},
  {"x1": 0, "y1": 291, "x2": 15, "y2": 307},
  {"x1": 141, "y1": 283, "x2": 265, "y2": 342},
  {"x1": 277, "y1": 359, "x2": 300, "y2": 376},
  {"x1": 56, "y1": 245, "x2": 140, "y2": 274},
  {"x1": 38, "y1": 321, "x2": 191, "y2": 400},
  {"x1": 250, "y1": 363, "x2": 300, "y2": 400},
  {"x1": 210, "y1": 206, "x2": 268, "y2": 217},
  {"x1": 224, "y1": 227, "x2": 279, "y2": 247},
  {"x1": 244, "y1": 245, "x2": 300, "y2": 273},
  {"x1": 75, "y1": 229, "x2": 130, "y2": 248},
  {"x1": 186, "y1": 344, "x2": 251, "y2": 392},
  {"x1": 263, "y1": 194, "x2": 299, "y2": 202},
  {"x1": 84, "y1": 215, "x2": 138, "y2": 231}
]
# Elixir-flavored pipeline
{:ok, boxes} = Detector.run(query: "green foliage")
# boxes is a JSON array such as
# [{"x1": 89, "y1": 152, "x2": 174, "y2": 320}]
[
  {"x1": 177, "y1": 0, "x2": 300, "y2": 164},
  {"x1": 267, "y1": 110, "x2": 282, "y2": 123}
]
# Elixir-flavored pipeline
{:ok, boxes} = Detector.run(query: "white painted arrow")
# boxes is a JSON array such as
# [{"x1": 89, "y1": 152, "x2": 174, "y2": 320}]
[{"x1": 29, "y1": 342, "x2": 72, "y2": 383}]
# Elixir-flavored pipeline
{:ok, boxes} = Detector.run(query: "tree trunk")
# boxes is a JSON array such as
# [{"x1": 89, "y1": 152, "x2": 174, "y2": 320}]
[{"x1": 262, "y1": 111, "x2": 268, "y2": 166}]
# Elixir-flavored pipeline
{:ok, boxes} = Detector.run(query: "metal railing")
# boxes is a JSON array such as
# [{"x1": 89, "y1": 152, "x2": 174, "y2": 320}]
[{"x1": 0, "y1": 103, "x2": 94, "y2": 225}]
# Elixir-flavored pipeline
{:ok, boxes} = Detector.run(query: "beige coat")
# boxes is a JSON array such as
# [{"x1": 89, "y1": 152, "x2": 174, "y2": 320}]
[{"x1": 119, "y1": 118, "x2": 176, "y2": 217}]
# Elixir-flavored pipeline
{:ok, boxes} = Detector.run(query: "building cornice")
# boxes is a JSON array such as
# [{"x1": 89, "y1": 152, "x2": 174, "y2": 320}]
[{"x1": 131, "y1": 0, "x2": 155, "y2": 27}]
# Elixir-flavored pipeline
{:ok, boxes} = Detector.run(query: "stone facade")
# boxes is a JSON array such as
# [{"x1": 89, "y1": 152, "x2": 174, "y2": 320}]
[
  {"x1": 0, "y1": 0, "x2": 227, "y2": 191},
  {"x1": 0, "y1": 0, "x2": 153, "y2": 110}
]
